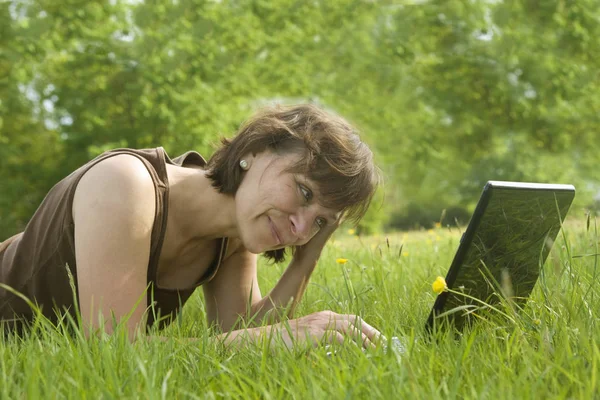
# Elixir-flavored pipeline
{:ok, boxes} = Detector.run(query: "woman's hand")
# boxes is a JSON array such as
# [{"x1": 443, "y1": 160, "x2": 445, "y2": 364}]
[
  {"x1": 292, "y1": 213, "x2": 345, "y2": 262},
  {"x1": 279, "y1": 310, "x2": 381, "y2": 349},
  {"x1": 215, "y1": 310, "x2": 382, "y2": 350}
]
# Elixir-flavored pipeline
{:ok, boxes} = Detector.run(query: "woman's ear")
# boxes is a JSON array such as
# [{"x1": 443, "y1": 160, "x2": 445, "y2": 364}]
[{"x1": 239, "y1": 153, "x2": 255, "y2": 171}]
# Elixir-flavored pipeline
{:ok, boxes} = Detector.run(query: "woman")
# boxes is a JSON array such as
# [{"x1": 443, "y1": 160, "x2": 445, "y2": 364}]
[{"x1": 0, "y1": 104, "x2": 381, "y2": 347}]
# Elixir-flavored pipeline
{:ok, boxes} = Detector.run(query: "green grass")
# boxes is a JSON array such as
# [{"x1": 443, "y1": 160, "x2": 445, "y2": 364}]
[{"x1": 1, "y1": 219, "x2": 599, "y2": 399}]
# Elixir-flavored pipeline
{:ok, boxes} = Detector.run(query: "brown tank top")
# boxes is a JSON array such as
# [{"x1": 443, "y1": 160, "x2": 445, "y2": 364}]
[{"x1": 0, "y1": 147, "x2": 228, "y2": 332}]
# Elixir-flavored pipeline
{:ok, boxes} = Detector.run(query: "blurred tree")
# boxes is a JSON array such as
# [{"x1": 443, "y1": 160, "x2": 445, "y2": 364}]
[
  {"x1": 0, "y1": 0, "x2": 598, "y2": 237},
  {"x1": 379, "y1": 0, "x2": 599, "y2": 220},
  {"x1": 0, "y1": 1, "x2": 64, "y2": 233}
]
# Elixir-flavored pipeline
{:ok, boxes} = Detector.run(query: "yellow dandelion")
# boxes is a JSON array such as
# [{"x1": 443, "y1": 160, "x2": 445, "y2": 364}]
[
  {"x1": 336, "y1": 258, "x2": 348, "y2": 264},
  {"x1": 432, "y1": 276, "x2": 448, "y2": 294},
  {"x1": 347, "y1": 228, "x2": 356, "y2": 235},
  {"x1": 402, "y1": 251, "x2": 409, "y2": 257},
  {"x1": 434, "y1": 222, "x2": 442, "y2": 229},
  {"x1": 435, "y1": 235, "x2": 441, "y2": 241},
  {"x1": 428, "y1": 229, "x2": 434, "y2": 235}
]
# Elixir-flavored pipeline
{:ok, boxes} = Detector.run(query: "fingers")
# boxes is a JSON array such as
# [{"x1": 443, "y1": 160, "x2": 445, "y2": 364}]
[
  {"x1": 315, "y1": 212, "x2": 347, "y2": 238},
  {"x1": 351, "y1": 326, "x2": 375, "y2": 349},
  {"x1": 328, "y1": 313, "x2": 382, "y2": 342},
  {"x1": 313, "y1": 219, "x2": 340, "y2": 240},
  {"x1": 294, "y1": 311, "x2": 382, "y2": 349},
  {"x1": 331, "y1": 320, "x2": 371, "y2": 349},
  {"x1": 326, "y1": 330, "x2": 345, "y2": 345},
  {"x1": 347, "y1": 315, "x2": 382, "y2": 344},
  {"x1": 324, "y1": 313, "x2": 381, "y2": 349},
  {"x1": 293, "y1": 221, "x2": 339, "y2": 258},
  {"x1": 322, "y1": 326, "x2": 372, "y2": 349}
]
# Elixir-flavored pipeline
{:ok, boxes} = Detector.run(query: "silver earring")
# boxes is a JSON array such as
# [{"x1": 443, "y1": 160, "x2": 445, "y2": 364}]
[{"x1": 239, "y1": 159, "x2": 249, "y2": 170}]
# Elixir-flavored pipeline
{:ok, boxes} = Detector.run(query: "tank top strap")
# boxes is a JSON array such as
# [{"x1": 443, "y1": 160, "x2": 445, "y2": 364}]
[{"x1": 69, "y1": 148, "x2": 170, "y2": 286}]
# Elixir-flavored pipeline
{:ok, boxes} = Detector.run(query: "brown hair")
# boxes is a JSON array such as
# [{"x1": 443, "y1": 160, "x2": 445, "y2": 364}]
[{"x1": 206, "y1": 104, "x2": 380, "y2": 262}]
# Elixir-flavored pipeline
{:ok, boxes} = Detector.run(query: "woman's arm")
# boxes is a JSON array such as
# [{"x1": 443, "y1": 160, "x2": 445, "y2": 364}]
[
  {"x1": 153, "y1": 310, "x2": 380, "y2": 349},
  {"x1": 214, "y1": 311, "x2": 380, "y2": 349},
  {"x1": 251, "y1": 218, "x2": 341, "y2": 320},
  {"x1": 72, "y1": 155, "x2": 157, "y2": 337},
  {"x1": 203, "y1": 219, "x2": 341, "y2": 331},
  {"x1": 202, "y1": 246, "x2": 262, "y2": 331}
]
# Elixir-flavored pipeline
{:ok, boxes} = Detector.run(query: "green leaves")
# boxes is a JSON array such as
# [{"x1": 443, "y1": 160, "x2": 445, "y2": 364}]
[{"x1": 1, "y1": 0, "x2": 598, "y2": 236}]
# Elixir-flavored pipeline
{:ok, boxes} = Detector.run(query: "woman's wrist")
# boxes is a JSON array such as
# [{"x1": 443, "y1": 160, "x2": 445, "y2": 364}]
[{"x1": 290, "y1": 248, "x2": 320, "y2": 266}]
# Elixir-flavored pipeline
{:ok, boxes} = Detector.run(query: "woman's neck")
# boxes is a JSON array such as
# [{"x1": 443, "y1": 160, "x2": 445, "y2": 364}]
[{"x1": 165, "y1": 164, "x2": 239, "y2": 243}]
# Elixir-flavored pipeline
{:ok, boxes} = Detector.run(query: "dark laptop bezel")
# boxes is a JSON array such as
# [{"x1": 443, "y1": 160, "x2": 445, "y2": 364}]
[{"x1": 425, "y1": 180, "x2": 576, "y2": 331}]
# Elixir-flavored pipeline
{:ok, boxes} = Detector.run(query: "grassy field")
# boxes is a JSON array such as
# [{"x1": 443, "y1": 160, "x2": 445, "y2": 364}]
[{"x1": 1, "y1": 217, "x2": 599, "y2": 399}]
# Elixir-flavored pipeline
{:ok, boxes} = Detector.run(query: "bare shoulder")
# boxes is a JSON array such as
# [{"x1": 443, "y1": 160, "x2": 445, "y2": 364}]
[
  {"x1": 71, "y1": 154, "x2": 157, "y2": 334},
  {"x1": 73, "y1": 154, "x2": 156, "y2": 225}
]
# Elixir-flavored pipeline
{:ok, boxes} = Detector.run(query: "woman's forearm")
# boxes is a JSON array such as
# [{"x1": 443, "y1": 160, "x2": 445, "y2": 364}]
[
  {"x1": 215, "y1": 323, "x2": 292, "y2": 348},
  {"x1": 152, "y1": 323, "x2": 289, "y2": 348},
  {"x1": 248, "y1": 220, "x2": 340, "y2": 326},
  {"x1": 250, "y1": 255, "x2": 318, "y2": 323}
]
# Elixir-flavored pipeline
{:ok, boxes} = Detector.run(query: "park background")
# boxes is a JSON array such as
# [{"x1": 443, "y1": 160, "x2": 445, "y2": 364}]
[
  {"x1": 2, "y1": 1, "x2": 600, "y2": 398},
  {"x1": 1, "y1": 0, "x2": 599, "y2": 239}
]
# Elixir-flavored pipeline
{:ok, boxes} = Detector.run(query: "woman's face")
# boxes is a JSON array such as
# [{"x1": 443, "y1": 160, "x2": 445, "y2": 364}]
[{"x1": 234, "y1": 150, "x2": 340, "y2": 253}]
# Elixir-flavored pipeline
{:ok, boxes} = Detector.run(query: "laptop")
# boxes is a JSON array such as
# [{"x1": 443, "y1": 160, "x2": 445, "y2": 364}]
[{"x1": 425, "y1": 181, "x2": 576, "y2": 331}]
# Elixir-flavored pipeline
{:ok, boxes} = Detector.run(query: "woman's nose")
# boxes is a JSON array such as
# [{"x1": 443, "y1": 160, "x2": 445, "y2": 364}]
[{"x1": 289, "y1": 210, "x2": 316, "y2": 242}]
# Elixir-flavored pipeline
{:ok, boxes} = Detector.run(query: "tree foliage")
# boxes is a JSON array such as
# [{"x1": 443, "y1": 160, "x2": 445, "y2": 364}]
[{"x1": 1, "y1": 0, "x2": 598, "y2": 236}]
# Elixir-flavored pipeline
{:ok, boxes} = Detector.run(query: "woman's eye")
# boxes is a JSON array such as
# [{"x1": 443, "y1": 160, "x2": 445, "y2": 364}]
[
  {"x1": 300, "y1": 185, "x2": 312, "y2": 201},
  {"x1": 316, "y1": 217, "x2": 327, "y2": 228}
]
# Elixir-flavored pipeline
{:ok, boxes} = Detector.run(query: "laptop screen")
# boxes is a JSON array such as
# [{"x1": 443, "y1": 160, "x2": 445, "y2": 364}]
[{"x1": 427, "y1": 181, "x2": 575, "y2": 331}]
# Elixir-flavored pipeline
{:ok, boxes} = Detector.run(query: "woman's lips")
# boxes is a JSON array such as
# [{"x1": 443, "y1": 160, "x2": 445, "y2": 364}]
[{"x1": 268, "y1": 216, "x2": 282, "y2": 246}]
